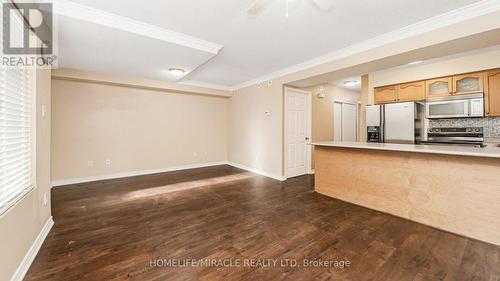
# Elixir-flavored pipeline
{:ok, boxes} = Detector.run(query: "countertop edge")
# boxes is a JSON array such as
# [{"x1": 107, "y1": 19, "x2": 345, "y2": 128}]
[{"x1": 311, "y1": 142, "x2": 500, "y2": 159}]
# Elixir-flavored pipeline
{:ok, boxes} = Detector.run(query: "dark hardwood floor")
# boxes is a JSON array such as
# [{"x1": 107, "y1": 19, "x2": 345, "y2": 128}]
[{"x1": 25, "y1": 165, "x2": 500, "y2": 281}]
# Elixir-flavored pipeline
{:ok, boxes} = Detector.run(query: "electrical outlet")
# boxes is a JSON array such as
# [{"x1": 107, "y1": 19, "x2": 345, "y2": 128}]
[
  {"x1": 105, "y1": 159, "x2": 111, "y2": 165},
  {"x1": 43, "y1": 192, "x2": 48, "y2": 206},
  {"x1": 41, "y1": 105, "x2": 47, "y2": 117},
  {"x1": 204, "y1": 152, "x2": 208, "y2": 156},
  {"x1": 193, "y1": 152, "x2": 198, "y2": 157},
  {"x1": 87, "y1": 160, "x2": 93, "y2": 167}
]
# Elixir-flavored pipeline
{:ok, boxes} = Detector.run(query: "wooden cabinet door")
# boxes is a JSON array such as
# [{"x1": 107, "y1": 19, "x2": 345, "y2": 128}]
[
  {"x1": 398, "y1": 81, "x2": 425, "y2": 102},
  {"x1": 486, "y1": 70, "x2": 500, "y2": 116},
  {"x1": 453, "y1": 72, "x2": 484, "y2": 95},
  {"x1": 425, "y1": 77, "x2": 452, "y2": 98},
  {"x1": 374, "y1": 86, "x2": 398, "y2": 104}
]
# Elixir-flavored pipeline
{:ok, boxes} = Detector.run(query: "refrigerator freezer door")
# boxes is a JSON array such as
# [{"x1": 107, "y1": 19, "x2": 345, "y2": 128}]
[
  {"x1": 366, "y1": 105, "x2": 381, "y2": 126},
  {"x1": 384, "y1": 102, "x2": 415, "y2": 144}
]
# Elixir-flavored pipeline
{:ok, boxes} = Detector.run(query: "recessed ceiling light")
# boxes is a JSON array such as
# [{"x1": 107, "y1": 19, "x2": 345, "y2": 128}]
[
  {"x1": 168, "y1": 68, "x2": 186, "y2": 77},
  {"x1": 407, "y1": 60, "x2": 424, "y2": 65},
  {"x1": 343, "y1": 81, "x2": 359, "y2": 87}
]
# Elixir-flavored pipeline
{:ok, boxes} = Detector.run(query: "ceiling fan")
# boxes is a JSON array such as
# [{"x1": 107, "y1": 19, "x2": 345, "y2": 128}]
[{"x1": 247, "y1": 0, "x2": 333, "y2": 16}]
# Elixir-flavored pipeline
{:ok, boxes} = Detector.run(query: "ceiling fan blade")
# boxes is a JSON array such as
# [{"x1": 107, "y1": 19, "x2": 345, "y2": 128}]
[
  {"x1": 306, "y1": 0, "x2": 333, "y2": 11},
  {"x1": 247, "y1": 0, "x2": 275, "y2": 15}
]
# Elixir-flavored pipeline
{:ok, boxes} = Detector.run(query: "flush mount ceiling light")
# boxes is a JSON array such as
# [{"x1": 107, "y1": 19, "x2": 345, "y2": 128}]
[
  {"x1": 407, "y1": 60, "x2": 424, "y2": 65},
  {"x1": 168, "y1": 68, "x2": 186, "y2": 77},
  {"x1": 343, "y1": 81, "x2": 359, "y2": 87}
]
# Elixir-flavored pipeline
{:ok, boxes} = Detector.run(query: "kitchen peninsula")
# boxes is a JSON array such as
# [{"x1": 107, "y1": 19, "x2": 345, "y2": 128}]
[{"x1": 312, "y1": 141, "x2": 500, "y2": 246}]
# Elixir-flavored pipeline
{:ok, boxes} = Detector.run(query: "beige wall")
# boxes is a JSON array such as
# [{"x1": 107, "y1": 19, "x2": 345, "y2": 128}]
[
  {"x1": 359, "y1": 74, "x2": 369, "y2": 142},
  {"x1": 51, "y1": 79, "x2": 228, "y2": 182},
  {"x1": 0, "y1": 69, "x2": 52, "y2": 281},
  {"x1": 227, "y1": 82, "x2": 283, "y2": 177},
  {"x1": 368, "y1": 46, "x2": 500, "y2": 103}
]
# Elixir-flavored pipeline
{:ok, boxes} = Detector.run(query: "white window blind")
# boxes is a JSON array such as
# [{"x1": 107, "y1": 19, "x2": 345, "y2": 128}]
[
  {"x1": 0, "y1": 67, "x2": 32, "y2": 213},
  {"x1": 0, "y1": 7, "x2": 33, "y2": 214}
]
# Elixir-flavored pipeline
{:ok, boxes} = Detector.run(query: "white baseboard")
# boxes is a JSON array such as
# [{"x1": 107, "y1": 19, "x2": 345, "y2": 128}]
[
  {"x1": 227, "y1": 161, "x2": 286, "y2": 181},
  {"x1": 51, "y1": 161, "x2": 229, "y2": 187},
  {"x1": 10, "y1": 216, "x2": 54, "y2": 281},
  {"x1": 309, "y1": 169, "x2": 315, "y2": 174},
  {"x1": 51, "y1": 160, "x2": 288, "y2": 188}
]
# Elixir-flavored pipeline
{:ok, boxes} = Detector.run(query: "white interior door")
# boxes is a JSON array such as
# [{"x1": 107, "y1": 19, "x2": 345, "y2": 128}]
[
  {"x1": 334, "y1": 101, "x2": 358, "y2": 142},
  {"x1": 285, "y1": 90, "x2": 310, "y2": 178},
  {"x1": 334, "y1": 103, "x2": 342, "y2": 141},
  {"x1": 342, "y1": 103, "x2": 357, "y2": 141}
]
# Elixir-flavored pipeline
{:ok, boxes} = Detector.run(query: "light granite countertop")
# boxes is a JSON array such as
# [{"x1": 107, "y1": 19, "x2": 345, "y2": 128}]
[{"x1": 311, "y1": 141, "x2": 500, "y2": 159}]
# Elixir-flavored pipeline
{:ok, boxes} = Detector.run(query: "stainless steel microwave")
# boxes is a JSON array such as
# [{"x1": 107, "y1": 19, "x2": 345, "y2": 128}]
[{"x1": 425, "y1": 93, "x2": 484, "y2": 119}]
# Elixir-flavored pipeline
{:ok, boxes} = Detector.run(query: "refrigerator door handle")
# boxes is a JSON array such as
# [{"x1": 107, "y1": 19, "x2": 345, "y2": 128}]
[{"x1": 381, "y1": 105, "x2": 385, "y2": 143}]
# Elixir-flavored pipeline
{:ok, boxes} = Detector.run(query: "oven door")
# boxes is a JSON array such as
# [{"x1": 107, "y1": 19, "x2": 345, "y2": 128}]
[{"x1": 426, "y1": 100, "x2": 469, "y2": 119}]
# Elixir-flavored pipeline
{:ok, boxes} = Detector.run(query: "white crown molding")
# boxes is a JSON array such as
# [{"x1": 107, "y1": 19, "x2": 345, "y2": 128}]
[
  {"x1": 179, "y1": 80, "x2": 234, "y2": 92},
  {"x1": 10, "y1": 216, "x2": 54, "y2": 281},
  {"x1": 232, "y1": 0, "x2": 500, "y2": 90},
  {"x1": 54, "y1": 0, "x2": 224, "y2": 55}
]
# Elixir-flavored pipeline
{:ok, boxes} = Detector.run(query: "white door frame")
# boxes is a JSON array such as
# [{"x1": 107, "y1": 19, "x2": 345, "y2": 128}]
[
  {"x1": 284, "y1": 87, "x2": 312, "y2": 179},
  {"x1": 333, "y1": 100, "x2": 360, "y2": 141}
]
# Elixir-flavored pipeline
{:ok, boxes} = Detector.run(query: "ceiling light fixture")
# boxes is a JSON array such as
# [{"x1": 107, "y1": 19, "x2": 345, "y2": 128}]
[
  {"x1": 168, "y1": 68, "x2": 186, "y2": 77},
  {"x1": 343, "y1": 81, "x2": 359, "y2": 87},
  {"x1": 407, "y1": 60, "x2": 424, "y2": 65}
]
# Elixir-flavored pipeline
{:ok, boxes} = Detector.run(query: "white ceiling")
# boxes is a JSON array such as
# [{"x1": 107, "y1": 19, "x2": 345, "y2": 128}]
[
  {"x1": 56, "y1": 0, "x2": 484, "y2": 88},
  {"x1": 58, "y1": 16, "x2": 217, "y2": 82}
]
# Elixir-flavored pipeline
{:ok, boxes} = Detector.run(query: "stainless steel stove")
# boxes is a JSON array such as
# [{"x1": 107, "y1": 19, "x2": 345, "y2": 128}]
[{"x1": 423, "y1": 127, "x2": 485, "y2": 146}]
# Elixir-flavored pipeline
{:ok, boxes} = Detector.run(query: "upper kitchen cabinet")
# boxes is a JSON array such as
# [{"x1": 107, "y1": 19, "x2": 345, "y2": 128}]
[
  {"x1": 486, "y1": 69, "x2": 500, "y2": 116},
  {"x1": 374, "y1": 85, "x2": 398, "y2": 104},
  {"x1": 452, "y1": 72, "x2": 484, "y2": 95},
  {"x1": 374, "y1": 70, "x2": 489, "y2": 105},
  {"x1": 425, "y1": 77, "x2": 452, "y2": 98},
  {"x1": 398, "y1": 81, "x2": 425, "y2": 102}
]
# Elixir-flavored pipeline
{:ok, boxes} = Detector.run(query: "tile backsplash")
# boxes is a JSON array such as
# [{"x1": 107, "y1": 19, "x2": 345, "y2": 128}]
[{"x1": 429, "y1": 117, "x2": 500, "y2": 138}]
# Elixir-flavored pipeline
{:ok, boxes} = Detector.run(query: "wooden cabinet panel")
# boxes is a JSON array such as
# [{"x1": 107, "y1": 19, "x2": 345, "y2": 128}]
[
  {"x1": 398, "y1": 81, "x2": 425, "y2": 102},
  {"x1": 453, "y1": 72, "x2": 484, "y2": 95},
  {"x1": 486, "y1": 70, "x2": 500, "y2": 116},
  {"x1": 426, "y1": 77, "x2": 452, "y2": 98},
  {"x1": 375, "y1": 71, "x2": 489, "y2": 105},
  {"x1": 374, "y1": 86, "x2": 397, "y2": 104},
  {"x1": 314, "y1": 146, "x2": 500, "y2": 246}
]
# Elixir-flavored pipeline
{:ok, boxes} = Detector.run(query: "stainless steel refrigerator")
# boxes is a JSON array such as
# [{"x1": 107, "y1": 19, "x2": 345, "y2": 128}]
[{"x1": 366, "y1": 102, "x2": 425, "y2": 144}]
